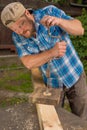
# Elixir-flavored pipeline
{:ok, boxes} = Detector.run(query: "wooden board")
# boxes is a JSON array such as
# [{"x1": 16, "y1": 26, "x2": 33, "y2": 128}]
[
  {"x1": 29, "y1": 68, "x2": 62, "y2": 105},
  {"x1": 36, "y1": 104, "x2": 63, "y2": 130}
]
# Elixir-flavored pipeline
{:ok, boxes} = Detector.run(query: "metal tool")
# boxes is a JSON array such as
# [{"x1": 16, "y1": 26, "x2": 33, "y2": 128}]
[
  {"x1": 43, "y1": 27, "x2": 65, "y2": 96},
  {"x1": 43, "y1": 59, "x2": 52, "y2": 96}
]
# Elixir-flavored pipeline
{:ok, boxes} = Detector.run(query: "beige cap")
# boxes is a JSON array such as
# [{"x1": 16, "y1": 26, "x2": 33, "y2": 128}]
[{"x1": 1, "y1": 2, "x2": 26, "y2": 28}]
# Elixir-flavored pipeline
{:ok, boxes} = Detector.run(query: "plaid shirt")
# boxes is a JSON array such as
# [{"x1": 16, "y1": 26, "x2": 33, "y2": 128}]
[{"x1": 12, "y1": 5, "x2": 83, "y2": 88}]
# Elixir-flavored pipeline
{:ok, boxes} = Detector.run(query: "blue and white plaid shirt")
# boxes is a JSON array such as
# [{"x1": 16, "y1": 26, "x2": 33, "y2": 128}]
[{"x1": 12, "y1": 5, "x2": 83, "y2": 88}]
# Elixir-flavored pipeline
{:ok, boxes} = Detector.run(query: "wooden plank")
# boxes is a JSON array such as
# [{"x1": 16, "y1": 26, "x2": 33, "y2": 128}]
[
  {"x1": 29, "y1": 68, "x2": 62, "y2": 105},
  {"x1": 36, "y1": 104, "x2": 63, "y2": 130}
]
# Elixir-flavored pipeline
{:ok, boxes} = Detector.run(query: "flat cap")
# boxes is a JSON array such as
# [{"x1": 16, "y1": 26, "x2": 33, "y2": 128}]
[{"x1": 1, "y1": 2, "x2": 26, "y2": 27}]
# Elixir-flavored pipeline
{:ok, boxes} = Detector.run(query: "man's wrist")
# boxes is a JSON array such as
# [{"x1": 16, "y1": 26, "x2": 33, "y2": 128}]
[{"x1": 49, "y1": 48, "x2": 57, "y2": 59}]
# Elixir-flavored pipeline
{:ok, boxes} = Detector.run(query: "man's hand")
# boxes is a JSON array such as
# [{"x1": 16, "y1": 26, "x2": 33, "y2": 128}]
[
  {"x1": 51, "y1": 41, "x2": 67, "y2": 58},
  {"x1": 40, "y1": 15, "x2": 60, "y2": 27},
  {"x1": 40, "y1": 15, "x2": 84, "y2": 36}
]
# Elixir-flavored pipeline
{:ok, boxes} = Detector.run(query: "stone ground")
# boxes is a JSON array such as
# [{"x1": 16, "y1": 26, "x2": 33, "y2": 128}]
[
  {"x1": 0, "y1": 102, "x2": 40, "y2": 130},
  {"x1": 0, "y1": 77, "x2": 40, "y2": 130}
]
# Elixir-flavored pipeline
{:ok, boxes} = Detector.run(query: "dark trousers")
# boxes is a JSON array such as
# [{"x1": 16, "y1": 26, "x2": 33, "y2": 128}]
[{"x1": 60, "y1": 71, "x2": 87, "y2": 121}]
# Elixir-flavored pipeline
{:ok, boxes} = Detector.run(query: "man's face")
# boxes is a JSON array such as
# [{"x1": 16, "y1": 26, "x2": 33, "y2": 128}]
[{"x1": 9, "y1": 11, "x2": 36, "y2": 38}]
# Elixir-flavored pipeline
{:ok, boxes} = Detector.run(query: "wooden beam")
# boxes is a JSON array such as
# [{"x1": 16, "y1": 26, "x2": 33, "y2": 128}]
[
  {"x1": 36, "y1": 104, "x2": 63, "y2": 130},
  {"x1": 0, "y1": 45, "x2": 16, "y2": 51},
  {"x1": 29, "y1": 68, "x2": 62, "y2": 105}
]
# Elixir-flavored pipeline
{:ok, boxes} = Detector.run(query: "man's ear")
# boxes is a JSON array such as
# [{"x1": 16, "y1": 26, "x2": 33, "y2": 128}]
[
  {"x1": 25, "y1": 10, "x2": 30, "y2": 17},
  {"x1": 24, "y1": 9, "x2": 34, "y2": 21}
]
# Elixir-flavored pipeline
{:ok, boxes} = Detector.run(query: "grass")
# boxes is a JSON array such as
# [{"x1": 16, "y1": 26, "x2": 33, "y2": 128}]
[
  {"x1": 0, "y1": 69, "x2": 33, "y2": 93},
  {"x1": 0, "y1": 56, "x2": 33, "y2": 93},
  {"x1": 64, "y1": 102, "x2": 71, "y2": 112},
  {"x1": 0, "y1": 97, "x2": 28, "y2": 108},
  {"x1": 0, "y1": 57, "x2": 33, "y2": 107}
]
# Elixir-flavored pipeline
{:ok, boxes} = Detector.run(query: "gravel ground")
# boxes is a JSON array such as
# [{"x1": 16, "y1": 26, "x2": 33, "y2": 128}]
[{"x1": 0, "y1": 102, "x2": 40, "y2": 130}]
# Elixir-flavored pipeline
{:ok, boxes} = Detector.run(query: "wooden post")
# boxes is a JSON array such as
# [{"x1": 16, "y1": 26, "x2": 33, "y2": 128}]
[
  {"x1": 36, "y1": 104, "x2": 63, "y2": 130},
  {"x1": 29, "y1": 68, "x2": 62, "y2": 105}
]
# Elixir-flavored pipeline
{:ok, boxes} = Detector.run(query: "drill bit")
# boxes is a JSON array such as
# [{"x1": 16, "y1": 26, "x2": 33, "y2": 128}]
[{"x1": 43, "y1": 59, "x2": 52, "y2": 96}]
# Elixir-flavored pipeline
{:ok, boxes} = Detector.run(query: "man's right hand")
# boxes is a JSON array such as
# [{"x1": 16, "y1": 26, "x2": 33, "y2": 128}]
[{"x1": 51, "y1": 41, "x2": 67, "y2": 58}]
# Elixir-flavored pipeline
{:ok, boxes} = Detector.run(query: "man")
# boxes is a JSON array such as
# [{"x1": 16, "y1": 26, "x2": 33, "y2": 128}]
[{"x1": 1, "y1": 2, "x2": 87, "y2": 120}]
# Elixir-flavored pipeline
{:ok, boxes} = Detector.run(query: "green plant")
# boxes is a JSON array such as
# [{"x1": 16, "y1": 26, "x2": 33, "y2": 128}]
[
  {"x1": 70, "y1": 8, "x2": 87, "y2": 74},
  {"x1": 0, "y1": 69, "x2": 33, "y2": 93},
  {"x1": 77, "y1": 0, "x2": 83, "y2": 4},
  {"x1": 0, "y1": 97, "x2": 28, "y2": 107},
  {"x1": 43, "y1": 0, "x2": 66, "y2": 4}
]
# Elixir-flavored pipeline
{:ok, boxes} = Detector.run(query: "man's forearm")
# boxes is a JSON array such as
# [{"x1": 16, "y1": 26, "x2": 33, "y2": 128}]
[
  {"x1": 20, "y1": 41, "x2": 66, "y2": 69},
  {"x1": 59, "y1": 19, "x2": 84, "y2": 36},
  {"x1": 20, "y1": 48, "x2": 54, "y2": 69}
]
